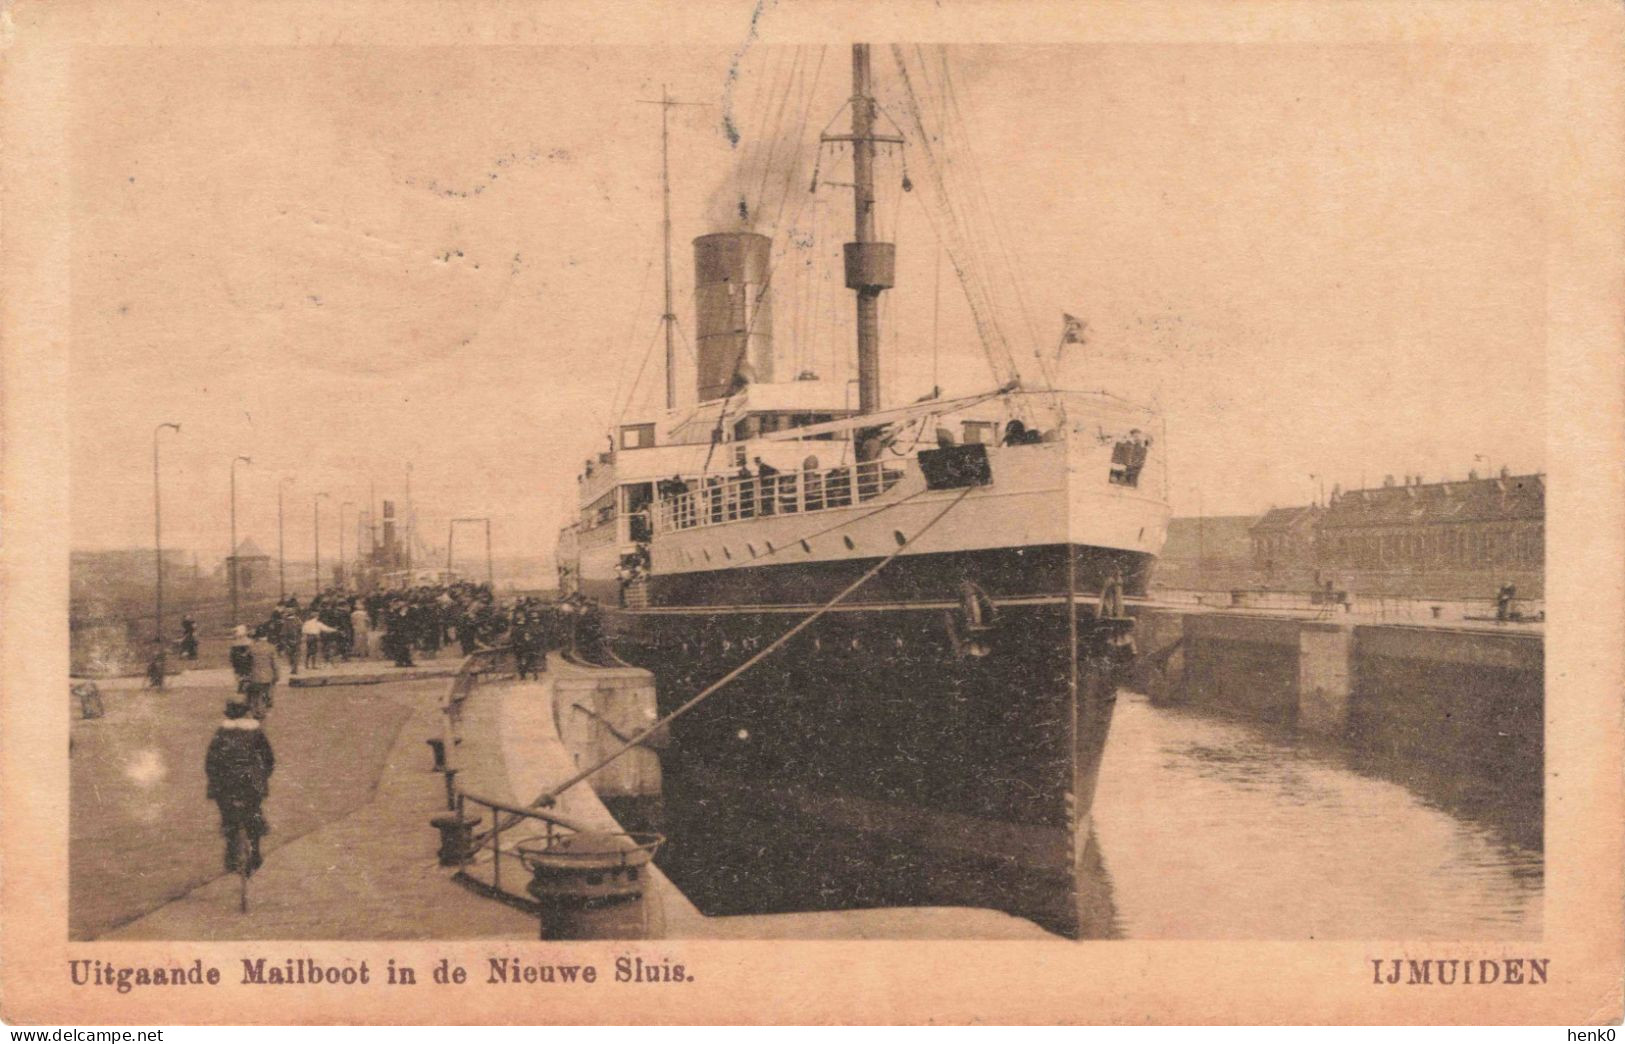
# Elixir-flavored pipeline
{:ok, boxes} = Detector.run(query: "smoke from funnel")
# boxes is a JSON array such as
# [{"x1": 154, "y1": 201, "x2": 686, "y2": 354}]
[{"x1": 705, "y1": 48, "x2": 820, "y2": 234}]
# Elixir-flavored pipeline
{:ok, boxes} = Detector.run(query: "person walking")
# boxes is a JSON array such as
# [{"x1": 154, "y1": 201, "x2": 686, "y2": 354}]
[
  {"x1": 244, "y1": 627, "x2": 281, "y2": 719},
  {"x1": 204, "y1": 698, "x2": 275, "y2": 876},
  {"x1": 512, "y1": 613, "x2": 537, "y2": 680},
  {"x1": 350, "y1": 602, "x2": 371, "y2": 659},
  {"x1": 279, "y1": 608, "x2": 303, "y2": 676},
  {"x1": 229, "y1": 625, "x2": 253, "y2": 691},
  {"x1": 301, "y1": 612, "x2": 336, "y2": 670}
]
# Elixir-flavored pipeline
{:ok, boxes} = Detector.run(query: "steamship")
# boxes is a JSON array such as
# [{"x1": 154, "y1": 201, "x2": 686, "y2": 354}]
[{"x1": 554, "y1": 46, "x2": 1170, "y2": 936}]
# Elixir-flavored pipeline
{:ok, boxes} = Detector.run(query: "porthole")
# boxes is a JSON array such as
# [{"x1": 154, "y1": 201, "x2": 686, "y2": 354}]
[
  {"x1": 893, "y1": 530, "x2": 906, "y2": 546},
  {"x1": 764, "y1": 540, "x2": 774, "y2": 553},
  {"x1": 703, "y1": 549, "x2": 711, "y2": 563},
  {"x1": 801, "y1": 539, "x2": 812, "y2": 553},
  {"x1": 723, "y1": 546, "x2": 732, "y2": 560},
  {"x1": 843, "y1": 535, "x2": 856, "y2": 550},
  {"x1": 747, "y1": 543, "x2": 757, "y2": 557}
]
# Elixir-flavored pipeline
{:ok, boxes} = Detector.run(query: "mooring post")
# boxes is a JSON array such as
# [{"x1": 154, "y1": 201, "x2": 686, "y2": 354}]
[
  {"x1": 429, "y1": 810, "x2": 480, "y2": 867},
  {"x1": 442, "y1": 767, "x2": 459, "y2": 812},
  {"x1": 523, "y1": 832, "x2": 665, "y2": 940}
]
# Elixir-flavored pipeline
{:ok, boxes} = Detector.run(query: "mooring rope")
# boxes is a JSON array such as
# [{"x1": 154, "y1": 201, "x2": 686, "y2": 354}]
[{"x1": 479, "y1": 484, "x2": 974, "y2": 841}]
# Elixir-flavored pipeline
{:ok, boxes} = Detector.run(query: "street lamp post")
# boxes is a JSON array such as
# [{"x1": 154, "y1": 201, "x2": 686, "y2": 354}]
[
  {"x1": 277, "y1": 476, "x2": 294, "y2": 599},
  {"x1": 448, "y1": 517, "x2": 495, "y2": 587},
  {"x1": 152, "y1": 422, "x2": 181, "y2": 689},
  {"x1": 229, "y1": 455, "x2": 252, "y2": 625},
  {"x1": 340, "y1": 501, "x2": 355, "y2": 590},
  {"x1": 314, "y1": 492, "x2": 330, "y2": 591}
]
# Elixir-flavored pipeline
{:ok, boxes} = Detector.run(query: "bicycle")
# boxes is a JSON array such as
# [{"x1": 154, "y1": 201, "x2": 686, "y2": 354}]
[{"x1": 230, "y1": 823, "x2": 252, "y2": 913}]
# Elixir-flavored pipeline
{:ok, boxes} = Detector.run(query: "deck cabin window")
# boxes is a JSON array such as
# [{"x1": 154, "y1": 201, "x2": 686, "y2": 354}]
[
  {"x1": 962, "y1": 420, "x2": 997, "y2": 445},
  {"x1": 620, "y1": 423, "x2": 656, "y2": 450},
  {"x1": 786, "y1": 413, "x2": 839, "y2": 439},
  {"x1": 623, "y1": 482, "x2": 654, "y2": 542}
]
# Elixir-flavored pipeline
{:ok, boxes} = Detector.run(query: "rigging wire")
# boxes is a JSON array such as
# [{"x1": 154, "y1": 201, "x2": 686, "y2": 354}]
[
  {"x1": 597, "y1": 256, "x2": 658, "y2": 435},
  {"x1": 931, "y1": 242, "x2": 942, "y2": 394},
  {"x1": 888, "y1": 45, "x2": 1020, "y2": 391},
  {"x1": 894, "y1": 48, "x2": 1009, "y2": 379},
  {"x1": 937, "y1": 50, "x2": 1058, "y2": 393},
  {"x1": 615, "y1": 313, "x2": 673, "y2": 424}
]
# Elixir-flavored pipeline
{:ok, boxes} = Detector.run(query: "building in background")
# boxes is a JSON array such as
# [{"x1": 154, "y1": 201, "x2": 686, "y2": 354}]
[
  {"x1": 223, "y1": 538, "x2": 271, "y2": 597},
  {"x1": 1315, "y1": 470, "x2": 1544, "y2": 596},
  {"x1": 1154, "y1": 468, "x2": 1544, "y2": 599},
  {"x1": 1249, "y1": 505, "x2": 1325, "y2": 582}
]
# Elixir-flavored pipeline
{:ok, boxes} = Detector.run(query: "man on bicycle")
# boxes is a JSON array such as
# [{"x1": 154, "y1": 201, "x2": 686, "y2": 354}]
[{"x1": 204, "y1": 699, "x2": 275, "y2": 876}]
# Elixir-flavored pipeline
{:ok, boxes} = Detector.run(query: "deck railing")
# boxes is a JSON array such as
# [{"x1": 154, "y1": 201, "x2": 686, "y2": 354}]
[{"x1": 655, "y1": 458, "x2": 907, "y2": 534}]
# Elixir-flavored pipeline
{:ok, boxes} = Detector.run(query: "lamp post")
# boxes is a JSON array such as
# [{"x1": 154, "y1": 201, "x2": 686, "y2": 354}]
[
  {"x1": 152, "y1": 422, "x2": 181, "y2": 688},
  {"x1": 277, "y1": 476, "x2": 294, "y2": 599},
  {"x1": 1195, "y1": 486, "x2": 1206, "y2": 594},
  {"x1": 447, "y1": 517, "x2": 495, "y2": 586},
  {"x1": 314, "y1": 492, "x2": 329, "y2": 591},
  {"x1": 229, "y1": 455, "x2": 252, "y2": 625},
  {"x1": 340, "y1": 501, "x2": 355, "y2": 590}
]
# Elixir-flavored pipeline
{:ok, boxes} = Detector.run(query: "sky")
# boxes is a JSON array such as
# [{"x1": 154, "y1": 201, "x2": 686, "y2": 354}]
[{"x1": 68, "y1": 41, "x2": 1546, "y2": 568}]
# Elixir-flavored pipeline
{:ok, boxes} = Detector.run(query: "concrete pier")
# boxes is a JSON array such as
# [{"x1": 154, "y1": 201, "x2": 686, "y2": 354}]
[
  {"x1": 1131, "y1": 603, "x2": 1543, "y2": 794},
  {"x1": 1297, "y1": 622, "x2": 1353, "y2": 738}
]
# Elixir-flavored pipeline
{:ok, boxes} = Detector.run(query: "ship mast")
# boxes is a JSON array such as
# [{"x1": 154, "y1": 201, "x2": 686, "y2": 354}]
[
  {"x1": 659, "y1": 84, "x2": 677, "y2": 411},
  {"x1": 841, "y1": 44, "x2": 897, "y2": 436},
  {"x1": 640, "y1": 85, "x2": 706, "y2": 411}
]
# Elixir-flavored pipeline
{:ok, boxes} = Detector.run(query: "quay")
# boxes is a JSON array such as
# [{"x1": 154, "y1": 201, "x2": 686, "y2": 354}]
[
  {"x1": 71, "y1": 591, "x2": 1539, "y2": 942},
  {"x1": 77, "y1": 651, "x2": 1050, "y2": 940}
]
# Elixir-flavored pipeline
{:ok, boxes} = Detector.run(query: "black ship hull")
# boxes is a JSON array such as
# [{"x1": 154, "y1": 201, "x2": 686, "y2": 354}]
[{"x1": 601, "y1": 542, "x2": 1150, "y2": 937}]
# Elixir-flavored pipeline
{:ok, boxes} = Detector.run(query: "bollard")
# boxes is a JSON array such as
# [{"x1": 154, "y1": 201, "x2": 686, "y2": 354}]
[
  {"x1": 518, "y1": 831, "x2": 664, "y2": 940},
  {"x1": 442, "y1": 767, "x2": 460, "y2": 812},
  {"x1": 426, "y1": 737, "x2": 447, "y2": 772},
  {"x1": 429, "y1": 812, "x2": 481, "y2": 867}
]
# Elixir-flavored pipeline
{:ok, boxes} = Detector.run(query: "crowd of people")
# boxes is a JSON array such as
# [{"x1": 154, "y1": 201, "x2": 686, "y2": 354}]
[{"x1": 230, "y1": 580, "x2": 596, "y2": 676}]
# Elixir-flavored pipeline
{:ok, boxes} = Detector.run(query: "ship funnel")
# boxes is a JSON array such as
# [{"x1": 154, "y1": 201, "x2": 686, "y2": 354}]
[{"x1": 693, "y1": 232, "x2": 774, "y2": 402}]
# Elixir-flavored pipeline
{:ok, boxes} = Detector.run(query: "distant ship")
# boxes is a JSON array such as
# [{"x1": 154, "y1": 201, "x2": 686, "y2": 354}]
[{"x1": 554, "y1": 45, "x2": 1170, "y2": 936}]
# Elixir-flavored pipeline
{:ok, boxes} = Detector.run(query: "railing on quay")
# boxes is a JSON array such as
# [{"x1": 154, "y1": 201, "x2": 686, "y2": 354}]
[
  {"x1": 655, "y1": 458, "x2": 908, "y2": 534},
  {"x1": 1148, "y1": 587, "x2": 1545, "y2": 624},
  {"x1": 435, "y1": 644, "x2": 595, "y2": 902},
  {"x1": 453, "y1": 790, "x2": 587, "y2": 901},
  {"x1": 438, "y1": 644, "x2": 514, "y2": 769}
]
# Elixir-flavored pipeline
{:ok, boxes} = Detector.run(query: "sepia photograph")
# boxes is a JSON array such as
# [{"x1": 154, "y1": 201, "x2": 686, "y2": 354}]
[{"x1": 4, "y1": 0, "x2": 1622, "y2": 1027}]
